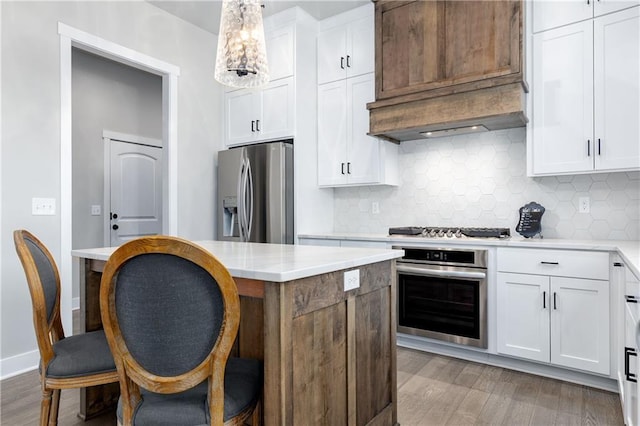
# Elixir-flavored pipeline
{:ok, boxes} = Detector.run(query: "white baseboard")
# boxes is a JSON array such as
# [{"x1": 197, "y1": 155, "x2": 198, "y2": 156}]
[
  {"x1": 72, "y1": 296, "x2": 79, "y2": 310},
  {"x1": 0, "y1": 349, "x2": 39, "y2": 380}
]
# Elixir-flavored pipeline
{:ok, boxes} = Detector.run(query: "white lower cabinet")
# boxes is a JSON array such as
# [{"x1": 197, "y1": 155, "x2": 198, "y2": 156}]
[
  {"x1": 619, "y1": 263, "x2": 640, "y2": 426},
  {"x1": 497, "y1": 248, "x2": 611, "y2": 375}
]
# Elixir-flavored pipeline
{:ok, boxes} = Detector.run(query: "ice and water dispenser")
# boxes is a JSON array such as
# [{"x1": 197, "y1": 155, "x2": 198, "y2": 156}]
[{"x1": 221, "y1": 196, "x2": 240, "y2": 238}]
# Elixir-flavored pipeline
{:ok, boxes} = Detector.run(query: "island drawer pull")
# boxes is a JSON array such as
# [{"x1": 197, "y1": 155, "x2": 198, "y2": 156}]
[{"x1": 540, "y1": 261, "x2": 559, "y2": 265}]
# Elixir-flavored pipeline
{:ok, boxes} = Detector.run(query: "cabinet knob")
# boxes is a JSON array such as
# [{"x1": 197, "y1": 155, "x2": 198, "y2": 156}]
[{"x1": 112, "y1": 224, "x2": 119, "y2": 230}]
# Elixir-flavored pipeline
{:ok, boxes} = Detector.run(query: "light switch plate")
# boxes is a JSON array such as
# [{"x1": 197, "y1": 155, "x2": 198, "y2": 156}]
[
  {"x1": 344, "y1": 269, "x2": 360, "y2": 292},
  {"x1": 91, "y1": 205, "x2": 101, "y2": 216},
  {"x1": 32, "y1": 198, "x2": 56, "y2": 215}
]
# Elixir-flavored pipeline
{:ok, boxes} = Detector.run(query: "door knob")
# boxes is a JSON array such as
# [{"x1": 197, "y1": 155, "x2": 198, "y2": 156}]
[{"x1": 112, "y1": 224, "x2": 119, "y2": 230}]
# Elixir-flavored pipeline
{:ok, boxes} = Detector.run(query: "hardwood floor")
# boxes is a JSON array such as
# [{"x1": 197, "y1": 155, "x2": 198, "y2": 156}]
[
  {"x1": 1, "y1": 347, "x2": 623, "y2": 425},
  {"x1": 397, "y1": 347, "x2": 624, "y2": 426}
]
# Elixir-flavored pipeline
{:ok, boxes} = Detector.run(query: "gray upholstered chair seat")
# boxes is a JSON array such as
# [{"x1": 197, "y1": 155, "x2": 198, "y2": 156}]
[
  {"x1": 46, "y1": 330, "x2": 116, "y2": 378},
  {"x1": 116, "y1": 357, "x2": 262, "y2": 425}
]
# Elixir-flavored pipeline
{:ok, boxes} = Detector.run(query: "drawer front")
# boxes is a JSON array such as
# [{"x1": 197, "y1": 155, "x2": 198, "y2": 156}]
[{"x1": 497, "y1": 248, "x2": 609, "y2": 280}]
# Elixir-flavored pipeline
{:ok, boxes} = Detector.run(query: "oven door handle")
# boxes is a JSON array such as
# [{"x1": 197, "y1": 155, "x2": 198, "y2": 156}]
[{"x1": 396, "y1": 265, "x2": 486, "y2": 280}]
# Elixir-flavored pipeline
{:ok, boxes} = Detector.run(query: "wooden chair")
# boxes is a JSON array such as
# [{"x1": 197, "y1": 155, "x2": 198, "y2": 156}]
[
  {"x1": 13, "y1": 229, "x2": 119, "y2": 426},
  {"x1": 99, "y1": 236, "x2": 262, "y2": 426}
]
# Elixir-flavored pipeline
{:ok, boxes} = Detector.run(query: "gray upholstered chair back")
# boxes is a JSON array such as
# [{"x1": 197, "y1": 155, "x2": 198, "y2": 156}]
[
  {"x1": 24, "y1": 236, "x2": 58, "y2": 323},
  {"x1": 115, "y1": 253, "x2": 224, "y2": 377}
]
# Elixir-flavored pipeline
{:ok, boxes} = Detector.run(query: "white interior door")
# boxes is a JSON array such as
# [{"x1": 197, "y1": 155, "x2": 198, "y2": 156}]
[{"x1": 108, "y1": 139, "x2": 163, "y2": 246}]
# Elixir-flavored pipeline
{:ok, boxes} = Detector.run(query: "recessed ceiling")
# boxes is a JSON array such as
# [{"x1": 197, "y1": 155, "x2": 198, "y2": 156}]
[{"x1": 148, "y1": 1, "x2": 369, "y2": 35}]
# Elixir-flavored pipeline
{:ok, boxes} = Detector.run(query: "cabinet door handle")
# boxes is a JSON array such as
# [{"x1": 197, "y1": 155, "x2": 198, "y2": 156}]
[
  {"x1": 598, "y1": 138, "x2": 601, "y2": 155},
  {"x1": 251, "y1": 120, "x2": 255, "y2": 132},
  {"x1": 540, "y1": 261, "x2": 559, "y2": 265},
  {"x1": 346, "y1": 55, "x2": 351, "y2": 67},
  {"x1": 341, "y1": 162, "x2": 345, "y2": 175},
  {"x1": 614, "y1": 262, "x2": 624, "y2": 267},
  {"x1": 553, "y1": 292, "x2": 557, "y2": 310},
  {"x1": 347, "y1": 162, "x2": 351, "y2": 174},
  {"x1": 587, "y1": 140, "x2": 591, "y2": 156},
  {"x1": 340, "y1": 57, "x2": 345, "y2": 69},
  {"x1": 587, "y1": 0, "x2": 590, "y2": 4},
  {"x1": 625, "y1": 347, "x2": 637, "y2": 383},
  {"x1": 256, "y1": 119, "x2": 260, "y2": 132},
  {"x1": 543, "y1": 291, "x2": 546, "y2": 309},
  {"x1": 626, "y1": 295, "x2": 638, "y2": 304}
]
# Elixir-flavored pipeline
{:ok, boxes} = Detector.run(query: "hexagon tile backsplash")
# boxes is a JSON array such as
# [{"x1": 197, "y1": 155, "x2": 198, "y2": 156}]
[{"x1": 334, "y1": 128, "x2": 640, "y2": 240}]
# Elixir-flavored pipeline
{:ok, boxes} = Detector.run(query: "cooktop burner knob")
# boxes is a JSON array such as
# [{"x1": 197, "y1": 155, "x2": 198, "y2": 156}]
[
  {"x1": 428, "y1": 229, "x2": 438, "y2": 237},
  {"x1": 454, "y1": 229, "x2": 463, "y2": 238},
  {"x1": 437, "y1": 229, "x2": 445, "y2": 237},
  {"x1": 446, "y1": 229, "x2": 454, "y2": 237}
]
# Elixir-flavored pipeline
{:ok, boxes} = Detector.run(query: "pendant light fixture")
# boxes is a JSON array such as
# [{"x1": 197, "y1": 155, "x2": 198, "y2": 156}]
[{"x1": 215, "y1": 0, "x2": 270, "y2": 89}]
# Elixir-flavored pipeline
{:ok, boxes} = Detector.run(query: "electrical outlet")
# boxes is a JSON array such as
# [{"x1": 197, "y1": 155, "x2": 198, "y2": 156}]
[
  {"x1": 371, "y1": 202, "x2": 380, "y2": 214},
  {"x1": 32, "y1": 198, "x2": 56, "y2": 215},
  {"x1": 579, "y1": 197, "x2": 590, "y2": 213},
  {"x1": 91, "y1": 205, "x2": 101, "y2": 216},
  {"x1": 344, "y1": 269, "x2": 360, "y2": 292}
]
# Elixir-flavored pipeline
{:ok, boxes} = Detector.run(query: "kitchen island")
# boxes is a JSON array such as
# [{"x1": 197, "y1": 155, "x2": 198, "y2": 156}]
[{"x1": 72, "y1": 241, "x2": 403, "y2": 426}]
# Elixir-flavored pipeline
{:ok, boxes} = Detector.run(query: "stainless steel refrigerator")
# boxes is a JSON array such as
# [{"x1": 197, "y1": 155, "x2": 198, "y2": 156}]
[{"x1": 217, "y1": 140, "x2": 294, "y2": 244}]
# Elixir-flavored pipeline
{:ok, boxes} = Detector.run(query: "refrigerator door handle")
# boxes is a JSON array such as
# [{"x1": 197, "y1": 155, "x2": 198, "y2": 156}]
[
  {"x1": 236, "y1": 157, "x2": 245, "y2": 241},
  {"x1": 237, "y1": 152, "x2": 247, "y2": 241},
  {"x1": 246, "y1": 158, "x2": 254, "y2": 240}
]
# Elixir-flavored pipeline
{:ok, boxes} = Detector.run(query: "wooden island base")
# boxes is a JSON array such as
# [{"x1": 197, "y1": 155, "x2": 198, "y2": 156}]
[{"x1": 78, "y1": 257, "x2": 398, "y2": 426}]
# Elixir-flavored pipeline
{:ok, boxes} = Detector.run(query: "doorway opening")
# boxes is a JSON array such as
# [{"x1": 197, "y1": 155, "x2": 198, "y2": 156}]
[{"x1": 59, "y1": 23, "x2": 180, "y2": 332}]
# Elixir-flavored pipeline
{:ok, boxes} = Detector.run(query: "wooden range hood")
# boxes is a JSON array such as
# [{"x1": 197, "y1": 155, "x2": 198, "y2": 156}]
[{"x1": 368, "y1": 0, "x2": 528, "y2": 143}]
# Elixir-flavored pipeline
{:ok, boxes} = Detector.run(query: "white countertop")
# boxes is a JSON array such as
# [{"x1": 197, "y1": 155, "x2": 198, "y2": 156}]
[
  {"x1": 71, "y1": 240, "x2": 404, "y2": 282},
  {"x1": 299, "y1": 233, "x2": 640, "y2": 279}
]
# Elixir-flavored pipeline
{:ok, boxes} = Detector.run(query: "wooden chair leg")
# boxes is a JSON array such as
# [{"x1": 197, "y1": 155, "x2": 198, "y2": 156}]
[
  {"x1": 40, "y1": 389, "x2": 52, "y2": 426},
  {"x1": 250, "y1": 399, "x2": 262, "y2": 426},
  {"x1": 48, "y1": 389, "x2": 61, "y2": 426}
]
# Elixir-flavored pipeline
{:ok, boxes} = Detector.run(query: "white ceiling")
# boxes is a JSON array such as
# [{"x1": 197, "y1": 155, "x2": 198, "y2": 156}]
[{"x1": 148, "y1": 0, "x2": 369, "y2": 35}]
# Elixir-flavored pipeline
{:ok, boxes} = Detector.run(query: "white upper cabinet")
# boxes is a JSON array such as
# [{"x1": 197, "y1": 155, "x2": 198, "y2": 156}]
[
  {"x1": 594, "y1": 8, "x2": 640, "y2": 170},
  {"x1": 224, "y1": 77, "x2": 294, "y2": 146},
  {"x1": 223, "y1": 10, "x2": 301, "y2": 147},
  {"x1": 318, "y1": 73, "x2": 397, "y2": 187},
  {"x1": 530, "y1": 5, "x2": 640, "y2": 175},
  {"x1": 266, "y1": 25, "x2": 294, "y2": 81},
  {"x1": 317, "y1": 15, "x2": 374, "y2": 85},
  {"x1": 533, "y1": 0, "x2": 638, "y2": 33},
  {"x1": 316, "y1": 4, "x2": 397, "y2": 188},
  {"x1": 532, "y1": 21, "x2": 594, "y2": 174}
]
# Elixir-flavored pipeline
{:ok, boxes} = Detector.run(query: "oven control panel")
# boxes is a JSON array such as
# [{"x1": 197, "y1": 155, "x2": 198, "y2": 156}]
[{"x1": 393, "y1": 246, "x2": 487, "y2": 268}]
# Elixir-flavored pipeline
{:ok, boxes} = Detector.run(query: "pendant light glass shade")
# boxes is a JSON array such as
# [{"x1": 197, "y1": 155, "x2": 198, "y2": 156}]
[{"x1": 215, "y1": 0, "x2": 270, "y2": 89}]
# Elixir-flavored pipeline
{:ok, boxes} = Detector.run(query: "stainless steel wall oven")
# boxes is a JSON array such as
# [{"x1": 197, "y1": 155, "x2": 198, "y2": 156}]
[{"x1": 395, "y1": 246, "x2": 488, "y2": 348}]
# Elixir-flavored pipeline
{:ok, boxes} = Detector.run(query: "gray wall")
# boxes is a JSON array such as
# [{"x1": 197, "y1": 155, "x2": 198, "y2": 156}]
[
  {"x1": 1, "y1": 1, "x2": 221, "y2": 373},
  {"x1": 334, "y1": 128, "x2": 640, "y2": 240}
]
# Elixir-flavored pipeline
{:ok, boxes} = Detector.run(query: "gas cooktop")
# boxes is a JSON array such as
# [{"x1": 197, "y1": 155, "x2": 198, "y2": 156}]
[{"x1": 388, "y1": 226, "x2": 511, "y2": 239}]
